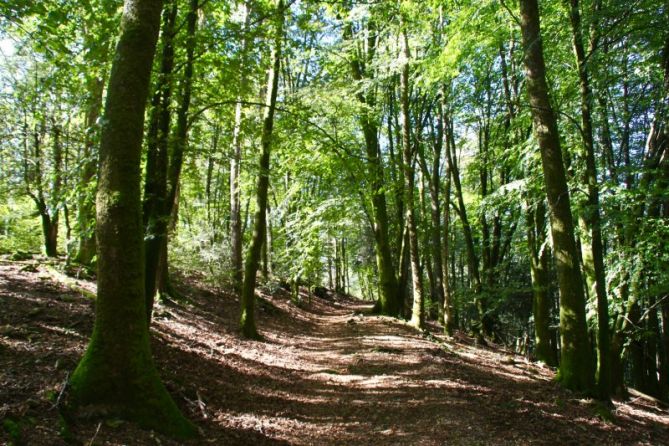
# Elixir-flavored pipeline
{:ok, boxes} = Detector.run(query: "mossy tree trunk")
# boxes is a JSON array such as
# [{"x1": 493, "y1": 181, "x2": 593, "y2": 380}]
[
  {"x1": 565, "y1": 0, "x2": 611, "y2": 399},
  {"x1": 526, "y1": 198, "x2": 558, "y2": 366},
  {"x1": 519, "y1": 0, "x2": 594, "y2": 393},
  {"x1": 230, "y1": 1, "x2": 252, "y2": 296},
  {"x1": 240, "y1": 0, "x2": 284, "y2": 339},
  {"x1": 346, "y1": 18, "x2": 401, "y2": 317},
  {"x1": 69, "y1": 0, "x2": 195, "y2": 437},
  {"x1": 398, "y1": 24, "x2": 424, "y2": 329},
  {"x1": 143, "y1": 0, "x2": 177, "y2": 322},
  {"x1": 157, "y1": 0, "x2": 199, "y2": 302}
]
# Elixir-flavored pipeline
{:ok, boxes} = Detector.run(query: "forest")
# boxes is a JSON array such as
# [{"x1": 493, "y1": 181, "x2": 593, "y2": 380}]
[{"x1": 0, "y1": 0, "x2": 668, "y2": 444}]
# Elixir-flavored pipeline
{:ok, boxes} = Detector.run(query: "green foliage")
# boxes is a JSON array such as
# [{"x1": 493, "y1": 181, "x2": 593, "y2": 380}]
[
  {"x1": 1, "y1": 0, "x2": 668, "y2": 404},
  {"x1": 0, "y1": 197, "x2": 42, "y2": 254}
]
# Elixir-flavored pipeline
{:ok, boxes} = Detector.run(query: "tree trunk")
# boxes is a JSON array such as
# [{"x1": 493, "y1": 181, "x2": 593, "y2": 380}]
[
  {"x1": 645, "y1": 298, "x2": 660, "y2": 397},
  {"x1": 346, "y1": 19, "x2": 401, "y2": 316},
  {"x1": 660, "y1": 293, "x2": 669, "y2": 399},
  {"x1": 526, "y1": 198, "x2": 558, "y2": 366},
  {"x1": 440, "y1": 93, "x2": 455, "y2": 335},
  {"x1": 41, "y1": 211, "x2": 58, "y2": 257},
  {"x1": 155, "y1": 0, "x2": 199, "y2": 303},
  {"x1": 143, "y1": 0, "x2": 177, "y2": 322},
  {"x1": 519, "y1": 0, "x2": 594, "y2": 393},
  {"x1": 399, "y1": 25, "x2": 424, "y2": 329},
  {"x1": 566, "y1": 0, "x2": 611, "y2": 399},
  {"x1": 417, "y1": 105, "x2": 445, "y2": 326},
  {"x1": 240, "y1": 0, "x2": 284, "y2": 339},
  {"x1": 230, "y1": 1, "x2": 252, "y2": 295},
  {"x1": 68, "y1": 0, "x2": 195, "y2": 436},
  {"x1": 76, "y1": 73, "x2": 105, "y2": 265},
  {"x1": 446, "y1": 115, "x2": 486, "y2": 339}
]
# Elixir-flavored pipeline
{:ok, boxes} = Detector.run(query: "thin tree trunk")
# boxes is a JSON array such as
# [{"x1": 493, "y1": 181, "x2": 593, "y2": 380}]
[
  {"x1": 440, "y1": 92, "x2": 455, "y2": 335},
  {"x1": 346, "y1": 18, "x2": 401, "y2": 316},
  {"x1": 230, "y1": 2, "x2": 252, "y2": 295},
  {"x1": 526, "y1": 198, "x2": 558, "y2": 366},
  {"x1": 645, "y1": 297, "x2": 661, "y2": 396},
  {"x1": 76, "y1": 74, "x2": 105, "y2": 265},
  {"x1": 240, "y1": 0, "x2": 284, "y2": 339},
  {"x1": 399, "y1": 25, "x2": 424, "y2": 329},
  {"x1": 156, "y1": 0, "x2": 199, "y2": 303},
  {"x1": 446, "y1": 115, "x2": 485, "y2": 338},
  {"x1": 143, "y1": 0, "x2": 177, "y2": 321},
  {"x1": 660, "y1": 291, "x2": 669, "y2": 399}
]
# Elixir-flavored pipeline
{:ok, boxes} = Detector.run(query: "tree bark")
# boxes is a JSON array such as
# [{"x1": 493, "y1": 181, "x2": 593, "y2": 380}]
[
  {"x1": 230, "y1": 1, "x2": 252, "y2": 295},
  {"x1": 240, "y1": 0, "x2": 284, "y2": 339},
  {"x1": 399, "y1": 25, "x2": 424, "y2": 329},
  {"x1": 566, "y1": 0, "x2": 611, "y2": 399},
  {"x1": 519, "y1": 0, "x2": 594, "y2": 393},
  {"x1": 68, "y1": 0, "x2": 195, "y2": 436}
]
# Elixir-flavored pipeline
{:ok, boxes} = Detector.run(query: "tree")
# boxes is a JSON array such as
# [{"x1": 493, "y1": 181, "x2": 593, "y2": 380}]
[
  {"x1": 240, "y1": 0, "x2": 285, "y2": 339},
  {"x1": 345, "y1": 10, "x2": 402, "y2": 317},
  {"x1": 564, "y1": 0, "x2": 610, "y2": 399},
  {"x1": 400, "y1": 19, "x2": 425, "y2": 329},
  {"x1": 143, "y1": 0, "x2": 178, "y2": 321},
  {"x1": 518, "y1": 0, "x2": 594, "y2": 393},
  {"x1": 230, "y1": 0, "x2": 252, "y2": 296},
  {"x1": 68, "y1": 0, "x2": 195, "y2": 436}
]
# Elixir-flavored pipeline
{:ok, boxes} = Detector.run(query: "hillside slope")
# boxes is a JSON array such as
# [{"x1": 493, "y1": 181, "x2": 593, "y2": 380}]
[{"x1": 1, "y1": 260, "x2": 668, "y2": 445}]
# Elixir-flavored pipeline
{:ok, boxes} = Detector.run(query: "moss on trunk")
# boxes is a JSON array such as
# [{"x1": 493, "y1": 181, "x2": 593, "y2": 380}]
[
  {"x1": 240, "y1": 0, "x2": 284, "y2": 339},
  {"x1": 69, "y1": 0, "x2": 195, "y2": 437},
  {"x1": 519, "y1": 0, "x2": 593, "y2": 393}
]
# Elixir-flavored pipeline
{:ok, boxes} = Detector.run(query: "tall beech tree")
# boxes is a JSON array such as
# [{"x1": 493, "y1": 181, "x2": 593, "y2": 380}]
[
  {"x1": 160, "y1": 0, "x2": 199, "y2": 300},
  {"x1": 68, "y1": 0, "x2": 195, "y2": 436},
  {"x1": 519, "y1": 0, "x2": 593, "y2": 393},
  {"x1": 400, "y1": 21, "x2": 425, "y2": 329},
  {"x1": 346, "y1": 12, "x2": 402, "y2": 317},
  {"x1": 564, "y1": 0, "x2": 610, "y2": 398},
  {"x1": 143, "y1": 0, "x2": 177, "y2": 321},
  {"x1": 230, "y1": 1, "x2": 252, "y2": 296},
  {"x1": 240, "y1": 0, "x2": 285, "y2": 339}
]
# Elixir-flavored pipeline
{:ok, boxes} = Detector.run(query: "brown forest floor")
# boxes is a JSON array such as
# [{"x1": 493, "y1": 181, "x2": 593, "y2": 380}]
[{"x1": 1, "y1": 260, "x2": 669, "y2": 445}]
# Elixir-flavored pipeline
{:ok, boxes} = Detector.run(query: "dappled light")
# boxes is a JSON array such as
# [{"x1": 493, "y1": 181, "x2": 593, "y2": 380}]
[
  {"x1": 2, "y1": 262, "x2": 668, "y2": 445},
  {"x1": 1, "y1": 0, "x2": 668, "y2": 443}
]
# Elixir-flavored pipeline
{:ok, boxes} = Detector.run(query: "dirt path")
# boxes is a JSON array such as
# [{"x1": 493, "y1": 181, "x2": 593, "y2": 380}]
[{"x1": 1, "y1": 261, "x2": 668, "y2": 445}]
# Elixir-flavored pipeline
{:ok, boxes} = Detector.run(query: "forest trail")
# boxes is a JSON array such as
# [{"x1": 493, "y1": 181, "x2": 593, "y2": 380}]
[{"x1": 1, "y1": 260, "x2": 669, "y2": 445}]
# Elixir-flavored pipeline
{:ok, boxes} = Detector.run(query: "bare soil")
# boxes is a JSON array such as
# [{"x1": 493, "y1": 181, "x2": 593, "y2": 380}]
[{"x1": 1, "y1": 260, "x2": 668, "y2": 445}]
